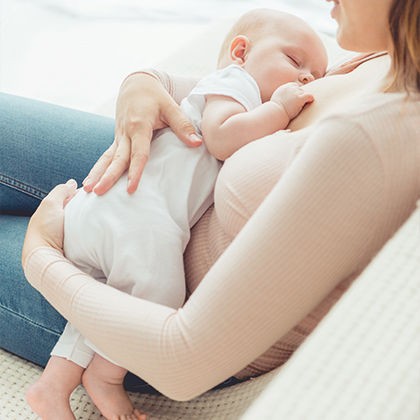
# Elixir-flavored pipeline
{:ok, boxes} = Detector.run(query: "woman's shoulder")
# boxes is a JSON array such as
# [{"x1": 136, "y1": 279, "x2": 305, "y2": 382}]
[
  {"x1": 315, "y1": 92, "x2": 419, "y2": 182},
  {"x1": 324, "y1": 92, "x2": 420, "y2": 139},
  {"x1": 336, "y1": 91, "x2": 419, "y2": 118}
]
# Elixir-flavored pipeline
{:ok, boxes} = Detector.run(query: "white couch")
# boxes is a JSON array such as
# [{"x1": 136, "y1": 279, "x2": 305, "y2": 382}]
[{"x1": 1, "y1": 19, "x2": 419, "y2": 420}]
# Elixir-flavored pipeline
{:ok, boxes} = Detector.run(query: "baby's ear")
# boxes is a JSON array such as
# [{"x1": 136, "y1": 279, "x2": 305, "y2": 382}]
[{"x1": 229, "y1": 35, "x2": 250, "y2": 65}]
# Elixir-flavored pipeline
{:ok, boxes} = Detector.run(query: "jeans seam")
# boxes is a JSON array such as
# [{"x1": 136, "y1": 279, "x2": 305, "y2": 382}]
[
  {"x1": 0, "y1": 303, "x2": 61, "y2": 336},
  {"x1": 0, "y1": 173, "x2": 47, "y2": 200}
]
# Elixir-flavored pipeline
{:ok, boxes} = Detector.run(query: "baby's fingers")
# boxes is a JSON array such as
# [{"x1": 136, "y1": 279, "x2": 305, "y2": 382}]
[{"x1": 299, "y1": 92, "x2": 315, "y2": 104}]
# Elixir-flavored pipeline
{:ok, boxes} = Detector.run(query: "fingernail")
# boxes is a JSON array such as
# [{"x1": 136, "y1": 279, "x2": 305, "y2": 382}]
[
  {"x1": 92, "y1": 183, "x2": 103, "y2": 195},
  {"x1": 66, "y1": 179, "x2": 77, "y2": 187},
  {"x1": 82, "y1": 177, "x2": 90, "y2": 186},
  {"x1": 189, "y1": 133, "x2": 202, "y2": 143}
]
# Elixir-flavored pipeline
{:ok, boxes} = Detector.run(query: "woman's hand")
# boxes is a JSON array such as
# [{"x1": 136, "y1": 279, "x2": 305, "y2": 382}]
[
  {"x1": 83, "y1": 73, "x2": 202, "y2": 196},
  {"x1": 22, "y1": 180, "x2": 78, "y2": 265}
]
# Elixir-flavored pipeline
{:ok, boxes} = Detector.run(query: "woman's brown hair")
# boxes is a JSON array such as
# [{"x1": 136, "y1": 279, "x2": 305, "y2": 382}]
[{"x1": 388, "y1": 0, "x2": 420, "y2": 92}]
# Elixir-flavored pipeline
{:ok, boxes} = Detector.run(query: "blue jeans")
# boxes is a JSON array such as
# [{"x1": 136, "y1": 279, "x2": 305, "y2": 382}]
[{"x1": 0, "y1": 93, "x2": 241, "y2": 393}]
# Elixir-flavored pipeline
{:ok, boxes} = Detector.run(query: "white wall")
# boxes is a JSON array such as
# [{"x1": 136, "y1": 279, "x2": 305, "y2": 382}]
[{"x1": 0, "y1": 0, "x2": 336, "y2": 113}]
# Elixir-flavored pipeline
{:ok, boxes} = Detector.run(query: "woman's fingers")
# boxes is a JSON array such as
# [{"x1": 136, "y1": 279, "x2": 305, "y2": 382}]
[
  {"x1": 124, "y1": 101, "x2": 202, "y2": 194},
  {"x1": 92, "y1": 134, "x2": 132, "y2": 195},
  {"x1": 125, "y1": 103, "x2": 201, "y2": 193},
  {"x1": 84, "y1": 72, "x2": 202, "y2": 196},
  {"x1": 22, "y1": 179, "x2": 78, "y2": 263},
  {"x1": 127, "y1": 123, "x2": 153, "y2": 194},
  {"x1": 163, "y1": 102, "x2": 202, "y2": 147},
  {"x1": 62, "y1": 179, "x2": 79, "y2": 207},
  {"x1": 83, "y1": 143, "x2": 117, "y2": 192},
  {"x1": 47, "y1": 179, "x2": 78, "y2": 207},
  {"x1": 41, "y1": 179, "x2": 78, "y2": 218}
]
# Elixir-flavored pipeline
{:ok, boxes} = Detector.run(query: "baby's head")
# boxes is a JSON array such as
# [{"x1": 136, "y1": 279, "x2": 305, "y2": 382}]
[{"x1": 218, "y1": 9, "x2": 328, "y2": 102}]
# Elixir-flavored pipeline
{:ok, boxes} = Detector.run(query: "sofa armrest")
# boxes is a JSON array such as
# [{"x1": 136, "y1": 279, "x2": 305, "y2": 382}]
[{"x1": 243, "y1": 205, "x2": 420, "y2": 420}]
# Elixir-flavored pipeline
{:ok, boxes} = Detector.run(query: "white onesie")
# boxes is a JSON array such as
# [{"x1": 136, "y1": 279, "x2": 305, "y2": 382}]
[{"x1": 52, "y1": 64, "x2": 262, "y2": 367}]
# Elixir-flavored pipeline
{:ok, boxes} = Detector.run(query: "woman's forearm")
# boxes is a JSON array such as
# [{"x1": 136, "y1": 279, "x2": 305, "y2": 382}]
[
  {"x1": 123, "y1": 70, "x2": 199, "y2": 104},
  {"x1": 24, "y1": 118, "x2": 388, "y2": 401}
]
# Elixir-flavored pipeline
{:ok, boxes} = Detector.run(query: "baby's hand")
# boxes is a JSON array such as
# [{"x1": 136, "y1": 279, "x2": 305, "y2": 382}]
[{"x1": 270, "y1": 82, "x2": 314, "y2": 120}]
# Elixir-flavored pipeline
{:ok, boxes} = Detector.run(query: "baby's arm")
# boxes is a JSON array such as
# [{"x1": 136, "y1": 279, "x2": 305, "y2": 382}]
[{"x1": 201, "y1": 82, "x2": 313, "y2": 161}]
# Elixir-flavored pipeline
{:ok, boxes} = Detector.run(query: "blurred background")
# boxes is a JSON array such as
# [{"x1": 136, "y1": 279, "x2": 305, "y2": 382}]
[{"x1": 0, "y1": 0, "x2": 336, "y2": 113}]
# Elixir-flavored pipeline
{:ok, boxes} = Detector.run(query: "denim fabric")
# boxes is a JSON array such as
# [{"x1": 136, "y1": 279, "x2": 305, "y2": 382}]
[
  {"x1": 0, "y1": 93, "x2": 241, "y2": 393},
  {"x1": 0, "y1": 92, "x2": 117, "y2": 366},
  {"x1": 0, "y1": 215, "x2": 67, "y2": 366},
  {"x1": 0, "y1": 93, "x2": 115, "y2": 215}
]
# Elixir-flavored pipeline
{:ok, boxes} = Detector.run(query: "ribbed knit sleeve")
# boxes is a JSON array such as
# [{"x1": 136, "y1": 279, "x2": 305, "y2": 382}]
[
  {"x1": 24, "y1": 116, "x2": 399, "y2": 401},
  {"x1": 130, "y1": 69, "x2": 198, "y2": 104}
]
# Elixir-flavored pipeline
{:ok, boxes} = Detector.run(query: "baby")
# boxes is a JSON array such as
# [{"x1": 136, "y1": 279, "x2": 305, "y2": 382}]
[{"x1": 26, "y1": 8, "x2": 327, "y2": 420}]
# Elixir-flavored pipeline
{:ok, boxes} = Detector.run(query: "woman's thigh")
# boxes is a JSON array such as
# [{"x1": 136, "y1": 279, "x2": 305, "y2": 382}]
[
  {"x1": 0, "y1": 215, "x2": 67, "y2": 366},
  {"x1": 0, "y1": 216, "x2": 242, "y2": 392},
  {"x1": 0, "y1": 216, "x2": 161, "y2": 391},
  {"x1": 0, "y1": 94, "x2": 113, "y2": 364},
  {"x1": 0, "y1": 93, "x2": 115, "y2": 215}
]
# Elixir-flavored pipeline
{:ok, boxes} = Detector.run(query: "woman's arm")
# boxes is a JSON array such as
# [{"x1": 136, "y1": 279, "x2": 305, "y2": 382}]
[
  {"x1": 84, "y1": 71, "x2": 201, "y2": 195},
  {"x1": 24, "y1": 117, "x2": 385, "y2": 401},
  {"x1": 85, "y1": 55, "x2": 391, "y2": 195},
  {"x1": 132, "y1": 70, "x2": 199, "y2": 105},
  {"x1": 86, "y1": 55, "x2": 391, "y2": 195}
]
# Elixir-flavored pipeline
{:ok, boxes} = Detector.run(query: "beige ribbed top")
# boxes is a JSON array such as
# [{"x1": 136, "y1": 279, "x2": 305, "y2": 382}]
[{"x1": 24, "y1": 91, "x2": 419, "y2": 401}]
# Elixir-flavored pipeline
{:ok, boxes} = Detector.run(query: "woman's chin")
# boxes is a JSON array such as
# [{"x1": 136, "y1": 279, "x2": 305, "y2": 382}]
[
  {"x1": 336, "y1": 33, "x2": 376, "y2": 53},
  {"x1": 335, "y1": 31, "x2": 350, "y2": 50},
  {"x1": 335, "y1": 31, "x2": 359, "y2": 52}
]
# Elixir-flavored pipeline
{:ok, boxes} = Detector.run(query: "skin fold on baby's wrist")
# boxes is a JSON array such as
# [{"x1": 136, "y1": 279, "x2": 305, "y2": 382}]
[{"x1": 268, "y1": 100, "x2": 291, "y2": 121}]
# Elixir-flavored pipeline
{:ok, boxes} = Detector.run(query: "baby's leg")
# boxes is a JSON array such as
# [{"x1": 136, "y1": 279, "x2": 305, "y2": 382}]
[
  {"x1": 83, "y1": 224, "x2": 186, "y2": 419},
  {"x1": 26, "y1": 356, "x2": 84, "y2": 420},
  {"x1": 106, "y1": 224, "x2": 187, "y2": 308},
  {"x1": 25, "y1": 252, "x2": 101, "y2": 418},
  {"x1": 50, "y1": 322, "x2": 96, "y2": 367},
  {"x1": 26, "y1": 322, "x2": 94, "y2": 419},
  {"x1": 80, "y1": 220, "x2": 185, "y2": 419},
  {"x1": 82, "y1": 353, "x2": 145, "y2": 420}
]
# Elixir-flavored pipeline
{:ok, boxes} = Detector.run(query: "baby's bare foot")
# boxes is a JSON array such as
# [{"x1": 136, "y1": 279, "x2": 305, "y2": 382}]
[
  {"x1": 26, "y1": 380, "x2": 76, "y2": 420},
  {"x1": 121, "y1": 409, "x2": 147, "y2": 420},
  {"x1": 82, "y1": 356, "x2": 142, "y2": 420}
]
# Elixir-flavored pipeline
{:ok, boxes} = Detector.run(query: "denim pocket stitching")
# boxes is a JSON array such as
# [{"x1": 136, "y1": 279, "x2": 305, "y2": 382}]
[{"x1": 0, "y1": 173, "x2": 48, "y2": 200}]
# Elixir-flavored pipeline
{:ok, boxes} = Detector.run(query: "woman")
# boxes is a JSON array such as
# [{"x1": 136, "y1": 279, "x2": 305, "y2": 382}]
[{"x1": 2, "y1": 0, "x2": 419, "y2": 416}]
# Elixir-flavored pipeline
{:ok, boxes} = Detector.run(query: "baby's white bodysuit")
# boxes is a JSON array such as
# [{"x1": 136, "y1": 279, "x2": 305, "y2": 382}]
[{"x1": 51, "y1": 64, "x2": 262, "y2": 367}]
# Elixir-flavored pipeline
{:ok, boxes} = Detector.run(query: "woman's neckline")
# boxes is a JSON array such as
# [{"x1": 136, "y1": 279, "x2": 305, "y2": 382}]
[{"x1": 326, "y1": 52, "x2": 389, "y2": 76}]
